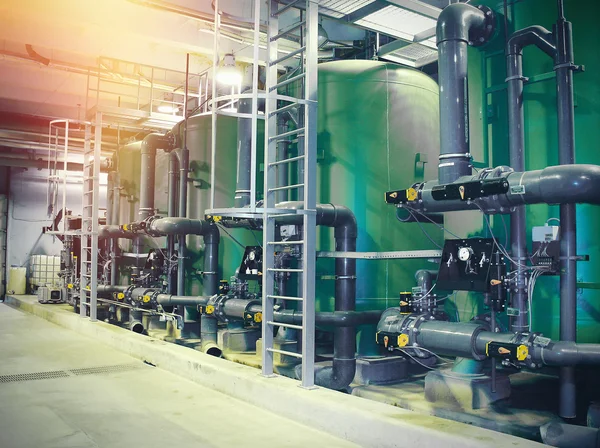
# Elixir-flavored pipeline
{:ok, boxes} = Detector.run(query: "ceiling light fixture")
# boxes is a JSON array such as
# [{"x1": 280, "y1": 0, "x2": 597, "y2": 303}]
[{"x1": 217, "y1": 53, "x2": 242, "y2": 86}]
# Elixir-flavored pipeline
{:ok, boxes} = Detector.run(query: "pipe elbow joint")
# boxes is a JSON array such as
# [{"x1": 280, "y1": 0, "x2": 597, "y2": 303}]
[
  {"x1": 437, "y1": 3, "x2": 495, "y2": 46},
  {"x1": 314, "y1": 358, "x2": 356, "y2": 390},
  {"x1": 203, "y1": 224, "x2": 221, "y2": 245},
  {"x1": 141, "y1": 133, "x2": 174, "y2": 155},
  {"x1": 506, "y1": 26, "x2": 555, "y2": 57}
]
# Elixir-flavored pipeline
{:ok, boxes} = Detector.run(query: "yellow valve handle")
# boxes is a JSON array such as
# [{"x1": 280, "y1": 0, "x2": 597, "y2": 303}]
[
  {"x1": 253, "y1": 312, "x2": 262, "y2": 323},
  {"x1": 397, "y1": 334, "x2": 409, "y2": 347},
  {"x1": 517, "y1": 344, "x2": 529, "y2": 361},
  {"x1": 206, "y1": 305, "x2": 215, "y2": 314},
  {"x1": 117, "y1": 292, "x2": 125, "y2": 300},
  {"x1": 406, "y1": 187, "x2": 418, "y2": 201},
  {"x1": 142, "y1": 295, "x2": 151, "y2": 303}
]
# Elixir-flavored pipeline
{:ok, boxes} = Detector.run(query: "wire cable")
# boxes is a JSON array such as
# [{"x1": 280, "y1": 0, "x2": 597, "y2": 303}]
[
  {"x1": 405, "y1": 209, "x2": 442, "y2": 249},
  {"x1": 403, "y1": 205, "x2": 462, "y2": 239},
  {"x1": 217, "y1": 224, "x2": 246, "y2": 249}
]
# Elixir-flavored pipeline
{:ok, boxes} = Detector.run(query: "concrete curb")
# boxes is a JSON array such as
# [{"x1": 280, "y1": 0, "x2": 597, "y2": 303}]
[{"x1": 6, "y1": 295, "x2": 543, "y2": 448}]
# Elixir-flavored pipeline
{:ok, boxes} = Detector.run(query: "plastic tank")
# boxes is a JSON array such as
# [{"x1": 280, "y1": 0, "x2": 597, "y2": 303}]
[{"x1": 314, "y1": 60, "x2": 441, "y2": 354}]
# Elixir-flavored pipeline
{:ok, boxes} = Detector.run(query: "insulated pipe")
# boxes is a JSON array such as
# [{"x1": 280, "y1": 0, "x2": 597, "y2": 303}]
[
  {"x1": 506, "y1": 26, "x2": 556, "y2": 333},
  {"x1": 235, "y1": 93, "x2": 265, "y2": 207},
  {"x1": 436, "y1": 3, "x2": 495, "y2": 184},
  {"x1": 139, "y1": 133, "x2": 172, "y2": 220},
  {"x1": 555, "y1": 9, "x2": 578, "y2": 419}
]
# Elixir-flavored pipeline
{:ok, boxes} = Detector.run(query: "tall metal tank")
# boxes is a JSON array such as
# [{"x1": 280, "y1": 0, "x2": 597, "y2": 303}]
[
  {"x1": 315, "y1": 60, "x2": 442, "y2": 355},
  {"x1": 466, "y1": 0, "x2": 600, "y2": 342}
]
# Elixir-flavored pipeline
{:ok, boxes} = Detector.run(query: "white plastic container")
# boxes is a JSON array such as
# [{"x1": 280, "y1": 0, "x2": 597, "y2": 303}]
[{"x1": 7, "y1": 267, "x2": 27, "y2": 295}]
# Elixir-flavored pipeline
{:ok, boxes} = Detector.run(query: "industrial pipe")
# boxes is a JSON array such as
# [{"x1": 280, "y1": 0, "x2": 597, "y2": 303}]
[
  {"x1": 506, "y1": 25, "x2": 556, "y2": 333},
  {"x1": 166, "y1": 151, "x2": 180, "y2": 293},
  {"x1": 201, "y1": 313, "x2": 221, "y2": 357},
  {"x1": 96, "y1": 285, "x2": 128, "y2": 294},
  {"x1": 554, "y1": 5, "x2": 578, "y2": 419},
  {"x1": 277, "y1": 202, "x2": 358, "y2": 390},
  {"x1": 436, "y1": 3, "x2": 495, "y2": 184},
  {"x1": 401, "y1": 164, "x2": 600, "y2": 214},
  {"x1": 139, "y1": 133, "x2": 173, "y2": 220},
  {"x1": 541, "y1": 421, "x2": 600, "y2": 448},
  {"x1": 156, "y1": 294, "x2": 210, "y2": 307},
  {"x1": 99, "y1": 225, "x2": 136, "y2": 239}
]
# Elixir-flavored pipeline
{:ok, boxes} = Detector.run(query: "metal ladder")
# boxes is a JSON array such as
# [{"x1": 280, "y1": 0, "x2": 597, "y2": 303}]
[
  {"x1": 79, "y1": 112, "x2": 101, "y2": 321},
  {"x1": 262, "y1": 0, "x2": 319, "y2": 389}
]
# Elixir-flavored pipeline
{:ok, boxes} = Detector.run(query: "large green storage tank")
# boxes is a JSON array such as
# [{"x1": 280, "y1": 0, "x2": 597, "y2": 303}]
[
  {"x1": 315, "y1": 60, "x2": 442, "y2": 355},
  {"x1": 466, "y1": 0, "x2": 600, "y2": 342}
]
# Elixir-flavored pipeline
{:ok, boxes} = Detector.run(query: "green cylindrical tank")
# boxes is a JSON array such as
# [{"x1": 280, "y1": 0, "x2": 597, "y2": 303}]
[
  {"x1": 466, "y1": 0, "x2": 600, "y2": 342},
  {"x1": 315, "y1": 61, "x2": 442, "y2": 355}
]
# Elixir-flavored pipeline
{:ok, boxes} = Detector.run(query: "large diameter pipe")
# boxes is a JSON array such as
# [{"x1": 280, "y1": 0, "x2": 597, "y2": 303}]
[
  {"x1": 139, "y1": 133, "x2": 172, "y2": 220},
  {"x1": 148, "y1": 217, "x2": 213, "y2": 236},
  {"x1": 555, "y1": 14, "x2": 578, "y2": 419},
  {"x1": 156, "y1": 294, "x2": 210, "y2": 307},
  {"x1": 436, "y1": 3, "x2": 494, "y2": 184},
  {"x1": 541, "y1": 421, "x2": 600, "y2": 448},
  {"x1": 406, "y1": 164, "x2": 600, "y2": 214},
  {"x1": 99, "y1": 225, "x2": 136, "y2": 239}
]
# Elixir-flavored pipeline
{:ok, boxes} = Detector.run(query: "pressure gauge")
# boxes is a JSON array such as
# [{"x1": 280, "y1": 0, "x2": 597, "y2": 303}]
[
  {"x1": 458, "y1": 247, "x2": 474, "y2": 262},
  {"x1": 248, "y1": 251, "x2": 256, "y2": 261}
]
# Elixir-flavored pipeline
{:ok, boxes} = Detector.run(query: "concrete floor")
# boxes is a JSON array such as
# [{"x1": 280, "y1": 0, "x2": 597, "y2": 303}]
[{"x1": 0, "y1": 303, "x2": 357, "y2": 448}]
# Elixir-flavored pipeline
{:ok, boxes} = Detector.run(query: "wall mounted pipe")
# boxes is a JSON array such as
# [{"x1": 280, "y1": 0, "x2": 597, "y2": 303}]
[
  {"x1": 506, "y1": 26, "x2": 556, "y2": 333},
  {"x1": 235, "y1": 92, "x2": 265, "y2": 207},
  {"x1": 436, "y1": 3, "x2": 495, "y2": 184},
  {"x1": 139, "y1": 133, "x2": 173, "y2": 220}
]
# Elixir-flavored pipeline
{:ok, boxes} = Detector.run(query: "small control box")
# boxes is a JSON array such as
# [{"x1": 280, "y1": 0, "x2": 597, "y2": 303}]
[{"x1": 532, "y1": 225, "x2": 560, "y2": 243}]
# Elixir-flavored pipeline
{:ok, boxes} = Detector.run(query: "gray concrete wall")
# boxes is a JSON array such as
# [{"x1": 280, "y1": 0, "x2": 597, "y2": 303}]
[{"x1": 5, "y1": 167, "x2": 107, "y2": 291}]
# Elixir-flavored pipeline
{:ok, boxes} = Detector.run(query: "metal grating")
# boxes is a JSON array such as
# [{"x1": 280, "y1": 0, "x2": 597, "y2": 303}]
[
  {"x1": 355, "y1": 5, "x2": 437, "y2": 46},
  {"x1": 318, "y1": 0, "x2": 376, "y2": 18},
  {"x1": 393, "y1": 43, "x2": 438, "y2": 61},
  {"x1": 0, "y1": 370, "x2": 69, "y2": 383},
  {"x1": 0, "y1": 363, "x2": 147, "y2": 384},
  {"x1": 69, "y1": 363, "x2": 145, "y2": 376}
]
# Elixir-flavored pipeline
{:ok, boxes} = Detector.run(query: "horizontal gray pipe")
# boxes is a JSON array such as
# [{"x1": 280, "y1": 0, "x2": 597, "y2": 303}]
[
  {"x1": 99, "y1": 225, "x2": 136, "y2": 239},
  {"x1": 156, "y1": 294, "x2": 210, "y2": 307},
  {"x1": 540, "y1": 421, "x2": 600, "y2": 448},
  {"x1": 260, "y1": 308, "x2": 382, "y2": 327},
  {"x1": 96, "y1": 285, "x2": 128, "y2": 294},
  {"x1": 410, "y1": 164, "x2": 600, "y2": 213},
  {"x1": 147, "y1": 217, "x2": 214, "y2": 236}
]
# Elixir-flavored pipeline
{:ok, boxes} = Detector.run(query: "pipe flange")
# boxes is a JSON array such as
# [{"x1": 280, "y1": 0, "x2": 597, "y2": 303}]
[{"x1": 471, "y1": 5, "x2": 496, "y2": 47}]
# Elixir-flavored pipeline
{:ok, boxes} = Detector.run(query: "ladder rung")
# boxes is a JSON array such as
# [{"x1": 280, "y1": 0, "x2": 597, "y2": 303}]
[
  {"x1": 272, "y1": 0, "x2": 302, "y2": 17},
  {"x1": 270, "y1": 46, "x2": 306, "y2": 67},
  {"x1": 267, "y1": 321, "x2": 303, "y2": 330},
  {"x1": 269, "y1": 154, "x2": 305, "y2": 167},
  {"x1": 266, "y1": 347, "x2": 303, "y2": 359},
  {"x1": 267, "y1": 294, "x2": 304, "y2": 302},
  {"x1": 268, "y1": 183, "x2": 304, "y2": 193},
  {"x1": 268, "y1": 268, "x2": 303, "y2": 273},
  {"x1": 271, "y1": 20, "x2": 305, "y2": 42},
  {"x1": 270, "y1": 72, "x2": 305, "y2": 92},
  {"x1": 271, "y1": 102, "x2": 303, "y2": 117},
  {"x1": 269, "y1": 127, "x2": 304, "y2": 142},
  {"x1": 267, "y1": 240, "x2": 304, "y2": 245}
]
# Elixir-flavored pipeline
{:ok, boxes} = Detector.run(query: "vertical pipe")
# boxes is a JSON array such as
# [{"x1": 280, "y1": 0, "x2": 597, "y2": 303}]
[
  {"x1": 438, "y1": 39, "x2": 471, "y2": 184},
  {"x1": 167, "y1": 152, "x2": 179, "y2": 294},
  {"x1": 506, "y1": 45, "x2": 529, "y2": 333},
  {"x1": 435, "y1": 4, "x2": 493, "y2": 184},
  {"x1": 555, "y1": 13, "x2": 577, "y2": 418},
  {"x1": 210, "y1": 0, "x2": 219, "y2": 210},
  {"x1": 235, "y1": 98, "x2": 253, "y2": 208}
]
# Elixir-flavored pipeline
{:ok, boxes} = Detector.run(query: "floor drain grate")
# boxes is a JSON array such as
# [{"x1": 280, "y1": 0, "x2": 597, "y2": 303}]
[
  {"x1": 69, "y1": 363, "x2": 145, "y2": 376},
  {"x1": 0, "y1": 370, "x2": 70, "y2": 383},
  {"x1": 0, "y1": 363, "x2": 146, "y2": 384}
]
